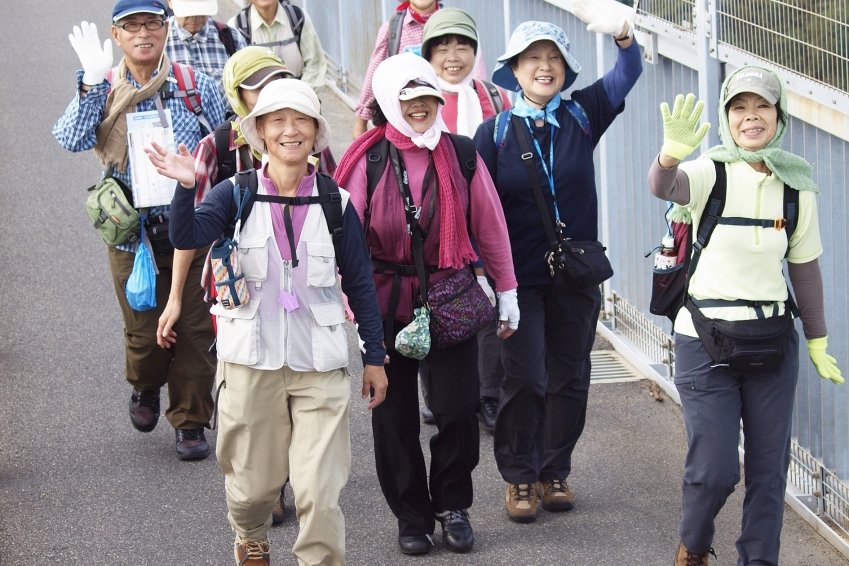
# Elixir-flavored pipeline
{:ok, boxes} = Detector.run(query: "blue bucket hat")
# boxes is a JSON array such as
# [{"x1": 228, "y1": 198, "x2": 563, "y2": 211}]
[
  {"x1": 492, "y1": 21, "x2": 582, "y2": 93},
  {"x1": 112, "y1": 0, "x2": 169, "y2": 22}
]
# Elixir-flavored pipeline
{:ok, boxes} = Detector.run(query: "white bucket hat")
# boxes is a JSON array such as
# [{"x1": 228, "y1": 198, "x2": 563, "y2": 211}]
[
  {"x1": 239, "y1": 79, "x2": 331, "y2": 155},
  {"x1": 492, "y1": 21, "x2": 582, "y2": 93}
]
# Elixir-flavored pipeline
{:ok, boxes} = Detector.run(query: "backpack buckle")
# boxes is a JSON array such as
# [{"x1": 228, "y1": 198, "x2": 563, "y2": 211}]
[{"x1": 774, "y1": 218, "x2": 787, "y2": 230}]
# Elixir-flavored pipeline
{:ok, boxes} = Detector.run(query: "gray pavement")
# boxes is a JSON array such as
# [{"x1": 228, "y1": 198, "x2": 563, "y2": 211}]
[{"x1": 1, "y1": 1, "x2": 846, "y2": 564}]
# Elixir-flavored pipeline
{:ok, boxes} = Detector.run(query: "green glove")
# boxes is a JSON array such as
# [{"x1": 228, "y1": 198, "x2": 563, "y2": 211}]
[
  {"x1": 807, "y1": 336, "x2": 844, "y2": 385},
  {"x1": 660, "y1": 93, "x2": 711, "y2": 161}
]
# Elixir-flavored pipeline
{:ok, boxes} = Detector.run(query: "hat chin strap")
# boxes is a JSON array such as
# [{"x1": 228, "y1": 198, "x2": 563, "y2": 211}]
[{"x1": 522, "y1": 93, "x2": 548, "y2": 109}]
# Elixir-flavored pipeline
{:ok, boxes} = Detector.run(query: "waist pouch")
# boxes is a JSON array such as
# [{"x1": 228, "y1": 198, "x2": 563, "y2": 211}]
[
  {"x1": 547, "y1": 240, "x2": 614, "y2": 289},
  {"x1": 686, "y1": 300, "x2": 793, "y2": 373},
  {"x1": 145, "y1": 213, "x2": 174, "y2": 256}
]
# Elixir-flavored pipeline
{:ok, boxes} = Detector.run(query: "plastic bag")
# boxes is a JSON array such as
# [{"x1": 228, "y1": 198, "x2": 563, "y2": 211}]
[{"x1": 126, "y1": 237, "x2": 157, "y2": 312}]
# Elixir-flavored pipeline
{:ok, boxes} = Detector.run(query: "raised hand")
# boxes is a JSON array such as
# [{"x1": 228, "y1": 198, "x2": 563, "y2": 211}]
[
  {"x1": 660, "y1": 93, "x2": 711, "y2": 161},
  {"x1": 68, "y1": 21, "x2": 113, "y2": 86},
  {"x1": 144, "y1": 142, "x2": 197, "y2": 188}
]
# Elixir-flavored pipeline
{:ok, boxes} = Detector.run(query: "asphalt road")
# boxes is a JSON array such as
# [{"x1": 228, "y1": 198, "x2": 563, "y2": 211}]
[{"x1": 1, "y1": 1, "x2": 846, "y2": 564}]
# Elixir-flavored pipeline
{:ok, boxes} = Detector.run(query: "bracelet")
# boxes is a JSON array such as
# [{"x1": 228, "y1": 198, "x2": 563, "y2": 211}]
[{"x1": 614, "y1": 25, "x2": 633, "y2": 43}]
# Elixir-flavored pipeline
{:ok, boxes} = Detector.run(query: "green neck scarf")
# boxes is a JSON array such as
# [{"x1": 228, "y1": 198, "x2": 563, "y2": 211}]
[{"x1": 702, "y1": 67, "x2": 817, "y2": 192}]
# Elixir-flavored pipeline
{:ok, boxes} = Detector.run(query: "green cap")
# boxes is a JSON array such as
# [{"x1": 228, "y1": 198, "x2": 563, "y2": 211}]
[{"x1": 421, "y1": 7, "x2": 478, "y2": 60}]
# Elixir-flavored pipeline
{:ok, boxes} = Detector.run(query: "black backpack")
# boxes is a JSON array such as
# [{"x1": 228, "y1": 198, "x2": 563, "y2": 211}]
[
  {"x1": 649, "y1": 160, "x2": 800, "y2": 323},
  {"x1": 212, "y1": 20, "x2": 240, "y2": 57},
  {"x1": 387, "y1": 9, "x2": 406, "y2": 57},
  {"x1": 213, "y1": 120, "x2": 254, "y2": 187},
  {"x1": 225, "y1": 169, "x2": 344, "y2": 261},
  {"x1": 363, "y1": 133, "x2": 477, "y2": 226},
  {"x1": 233, "y1": 0, "x2": 304, "y2": 50}
]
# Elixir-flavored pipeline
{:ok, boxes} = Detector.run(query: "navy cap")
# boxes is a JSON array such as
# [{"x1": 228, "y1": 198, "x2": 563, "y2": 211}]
[{"x1": 112, "y1": 0, "x2": 169, "y2": 22}]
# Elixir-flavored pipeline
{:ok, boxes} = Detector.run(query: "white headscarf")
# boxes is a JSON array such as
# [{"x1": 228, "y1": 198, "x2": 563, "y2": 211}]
[
  {"x1": 372, "y1": 52, "x2": 448, "y2": 150},
  {"x1": 436, "y1": 75, "x2": 483, "y2": 138}
]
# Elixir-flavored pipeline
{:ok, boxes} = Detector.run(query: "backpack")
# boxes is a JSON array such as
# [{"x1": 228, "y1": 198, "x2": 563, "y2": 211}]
[
  {"x1": 212, "y1": 20, "x2": 240, "y2": 57},
  {"x1": 363, "y1": 133, "x2": 477, "y2": 226},
  {"x1": 493, "y1": 98, "x2": 591, "y2": 150},
  {"x1": 234, "y1": 0, "x2": 304, "y2": 49},
  {"x1": 475, "y1": 79, "x2": 504, "y2": 115},
  {"x1": 106, "y1": 62, "x2": 212, "y2": 134},
  {"x1": 213, "y1": 120, "x2": 254, "y2": 186},
  {"x1": 387, "y1": 9, "x2": 406, "y2": 57},
  {"x1": 224, "y1": 169, "x2": 344, "y2": 261},
  {"x1": 649, "y1": 160, "x2": 800, "y2": 323}
]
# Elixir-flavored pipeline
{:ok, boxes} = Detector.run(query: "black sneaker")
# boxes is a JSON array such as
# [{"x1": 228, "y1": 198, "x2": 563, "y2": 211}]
[
  {"x1": 398, "y1": 534, "x2": 433, "y2": 555},
  {"x1": 175, "y1": 428, "x2": 210, "y2": 461},
  {"x1": 435, "y1": 509, "x2": 474, "y2": 553},
  {"x1": 129, "y1": 388, "x2": 160, "y2": 432},
  {"x1": 421, "y1": 405, "x2": 435, "y2": 425},
  {"x1": 478, "y1": 397, "x2": 497, "y2": 433}
]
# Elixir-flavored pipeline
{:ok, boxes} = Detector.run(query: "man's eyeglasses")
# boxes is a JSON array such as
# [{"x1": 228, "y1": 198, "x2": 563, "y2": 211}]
[{"x1": 115, "y1": 19, "x2": 167, "y2": 32}]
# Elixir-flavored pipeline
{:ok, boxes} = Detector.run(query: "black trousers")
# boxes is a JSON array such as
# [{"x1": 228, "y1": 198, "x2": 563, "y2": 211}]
[
  {"x1": 494, "y1": 283, "x2": 601, "y2": 484},
  {"x1": 372, "y1": 331, "x2": 480, "y2": 537}
]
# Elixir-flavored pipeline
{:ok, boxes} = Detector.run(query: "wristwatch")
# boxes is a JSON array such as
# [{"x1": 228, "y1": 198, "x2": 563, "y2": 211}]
[{"x1": 615, "y1": 24, "x2": 633, "y2": 43}]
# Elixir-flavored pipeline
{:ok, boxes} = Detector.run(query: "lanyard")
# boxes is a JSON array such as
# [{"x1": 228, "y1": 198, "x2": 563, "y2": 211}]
[{"x1": 523, "y1": 118, "x2": 560, "y2": 224}]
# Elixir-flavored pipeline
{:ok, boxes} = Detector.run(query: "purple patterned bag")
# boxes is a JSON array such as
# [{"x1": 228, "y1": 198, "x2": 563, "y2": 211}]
[{"x1": 428, "y1": 267, "x2": 497, "y2": 349}]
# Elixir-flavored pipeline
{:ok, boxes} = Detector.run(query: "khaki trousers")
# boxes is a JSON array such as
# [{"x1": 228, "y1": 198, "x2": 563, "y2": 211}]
[
  {"x1": 216, "y1": 362, "x2": 351, "y2": 566},
  {"x1": 107, "y1": 246, "x2": 215, "y2": 429}
]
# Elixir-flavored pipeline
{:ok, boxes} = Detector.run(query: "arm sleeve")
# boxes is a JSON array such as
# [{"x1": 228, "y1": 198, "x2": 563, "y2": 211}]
[
  {"x1": 355, "y1": 20, "x2": 391, "y2": 120},
  {"x1": 467, "y1": 154, "x2": 517, "y2": 292},
  {"x1": 192, "y1": 133, "x2": 219, "y2": 204},
  {"x1": 169, "y1": 180, "x2": 233, "y2": 249},
  {"x1": 337, "y1": 203, "x2": 386, "y2": 365},
  {"x1": 298, "y1": 14, "x2": 328, "y2": 89},
  {"x1": 788, "y1": 259, "x2": 827, "y2": 339},
  {"x1": 52, "y1": 70, "x2": 108, "y2": 152},
  {"x1": 648, "y1": 155, "x2": 691, "y2": 204},
  {"x1": 601, "y1": 39, "x2": 643, "y2": 109}
]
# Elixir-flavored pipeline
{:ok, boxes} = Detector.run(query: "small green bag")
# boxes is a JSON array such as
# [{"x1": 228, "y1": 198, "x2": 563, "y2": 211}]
[
  {"x1": 85, "y1": 166, "x2": 140, "y2": 246},
  {"x1": 394, "y1": 306, "x2": 431, "y2": 360}
]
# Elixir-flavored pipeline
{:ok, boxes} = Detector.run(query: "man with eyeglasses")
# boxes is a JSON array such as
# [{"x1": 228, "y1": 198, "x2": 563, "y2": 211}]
[
  {"x1": 53, "y1": 0, "x2": 227, "y2": 461},
  {"x1": 165, "y1": 0, "x2": 247, "y2": 107}
]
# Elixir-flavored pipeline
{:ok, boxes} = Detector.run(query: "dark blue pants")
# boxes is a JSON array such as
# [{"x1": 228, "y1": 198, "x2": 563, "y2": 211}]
[
  {"x1": 674, "y1": 332, "x2": 799, "y2": 566},
  {"x1": 494, "y1": 283, "x2": 601, "y2": 483},
  {"x1": 372, "y1": 333, "x2": 480, "y2": 537}
]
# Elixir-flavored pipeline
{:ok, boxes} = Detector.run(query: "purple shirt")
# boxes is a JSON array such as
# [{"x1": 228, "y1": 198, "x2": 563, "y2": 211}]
[{"x1": 260, "y1": 162, "x2": 316, "y2": 261}]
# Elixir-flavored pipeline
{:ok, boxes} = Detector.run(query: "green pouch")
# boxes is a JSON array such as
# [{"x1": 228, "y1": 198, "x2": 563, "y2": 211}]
[
  {"x1": 394, "y1": 306, "x2": 431, "y2": 360},
  {"x1": 85, "y1": 167, "x2": 140, "y2": 246}
]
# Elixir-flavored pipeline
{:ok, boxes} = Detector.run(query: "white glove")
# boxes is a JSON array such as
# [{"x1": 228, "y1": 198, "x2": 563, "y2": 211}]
[
  {"x1": 497, "y1": 289, "x2": 520, "y2": 332},
  {"x1": 477, "y1": 275, "x2": 496, "y2": 307},
  {"x1": 68, "y1": 21, "x2": 113, "y2": 86},
  {"x1": 568, "y1": 0, "x2": 636, "y2": 37}
]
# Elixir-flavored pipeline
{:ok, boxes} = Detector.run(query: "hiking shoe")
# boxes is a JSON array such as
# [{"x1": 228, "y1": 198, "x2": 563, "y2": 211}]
[
  {"x1": 435, "y1": 509, "x2": 474, "y2": 553},
  {"x1": 478, "y1": 397, "x2": 497, "y2": 434},
  {"x1": 421, "y1": 405, "x2": 435, "y2": 425},
  {"x1": 271, "y1": 484, "x2": 286, "y2": 525},
  {"x1": 129, "y1": 388, "x2": 160, "y2": 432},
  {"x1": 175, "y1": 428, "x2": 210, "y2": 461},
  {"x1": 539, "y1": 478, "x2": 575, "y2": 511},
  {"x1": 674, "y1": 543, "x2": 716, "y2": 565},
  {"x1": 505, "y1": 482, "x2": 538, "y2": 523},
  {"x1": 234, "y1": 537, "x2": 270, "y2": 566}
]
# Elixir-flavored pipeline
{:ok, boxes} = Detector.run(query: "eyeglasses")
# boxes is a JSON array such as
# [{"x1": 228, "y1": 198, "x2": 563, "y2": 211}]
[{"x1": 115, "y1": 19, "x2": 167, "y2": 32}]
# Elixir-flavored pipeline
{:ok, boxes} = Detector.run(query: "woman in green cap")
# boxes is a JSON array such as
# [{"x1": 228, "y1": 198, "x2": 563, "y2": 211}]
[{"x1": 649, "y1": 66, "x2": 843, "y2": 565}]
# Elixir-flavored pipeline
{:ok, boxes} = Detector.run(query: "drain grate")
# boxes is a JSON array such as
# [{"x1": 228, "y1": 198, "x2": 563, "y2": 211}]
[{"x1": 590, "y1": 350, "x2": 644, "y2": 383}]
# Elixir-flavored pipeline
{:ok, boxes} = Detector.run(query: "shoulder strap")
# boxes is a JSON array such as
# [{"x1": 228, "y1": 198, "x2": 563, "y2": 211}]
[
  {"x1": 493, "y1": 110, "x2": 511, "y2": 152},
  {"x1": 167, "y1": 63, "x2": 213, "y2": 134},
  {"x1": 316, "y1": 172, "x2": 344, "y2": 260},
  {"x1": 476, "y1": 79, "x2": 503, "y2": 114},
  {"x1": 686, "y1": 160, "x2": 727, "y2": 284},
  {"x1": 235, "y1": 7, "x2": 252, "y2": 44},
  {"x1": 447, "y1": 133, "x2": 477, "y2": 185},
  {"x1": 213, "y1": 20, "x2": 238, "y2": 57},
  {"x1": 783, "y1": 183, "x2": 799, "y2": 258},
  {"x1": 387, "y1": 10, "x2": 405, "y2": 57},
  {"x1": 215, "y1": 122, "x2": 236, "y2": 183},
  {"x1": 225, "y1": 169, "x2": 258, "y2": 239},
  {"x1": 365, "y1": 138, "x2": 390, "y2": 207},
  {"x1": 565, "y1": 99, "x2": 591, "y2": 138},
  {"x1": 280, "y1": 0, "x2": 304, "y2": 47}
]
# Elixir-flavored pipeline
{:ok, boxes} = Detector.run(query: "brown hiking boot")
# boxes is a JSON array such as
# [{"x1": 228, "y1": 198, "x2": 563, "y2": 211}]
[
  {"x1": 234, "y1": 537, "x2": 270, "y2": 566},
  {"x1": 505, "y1": 483, "x2": 538, "y2": 523},
  {"x1": 271, "y1": 485, "x2": 285, "y2": 525},
  {"x1": 674, "y1": 542, "x2": 715, "y2": 565},
  {"x1": 539, "y1": 478, "x2": 575, "y2": 511}
]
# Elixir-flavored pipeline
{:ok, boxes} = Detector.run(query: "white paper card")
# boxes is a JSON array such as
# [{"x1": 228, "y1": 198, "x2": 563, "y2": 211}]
[{"x1": 126, "y1": 109, "x2": 176, "y2": 208}]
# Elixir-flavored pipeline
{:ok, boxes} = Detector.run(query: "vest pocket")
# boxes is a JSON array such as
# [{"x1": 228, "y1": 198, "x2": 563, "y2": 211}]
[
  {"x1": 310, "y1": 301, "x2": 348, "y2": 372},
  {"x1": 306, "y1": 241, "x2": 337, "y2": 288},
  {"x1": 212, "y1": 298, "x2": 262, "y2": 366},
  {"x1": 238, "y1": 235, "x2": 269, "y2": 282}
]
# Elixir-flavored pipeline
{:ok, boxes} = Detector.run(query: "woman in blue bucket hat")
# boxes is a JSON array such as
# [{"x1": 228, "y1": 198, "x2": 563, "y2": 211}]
[{"x1": 473, "y1": 0, "x2": 643, "y2": 523}]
